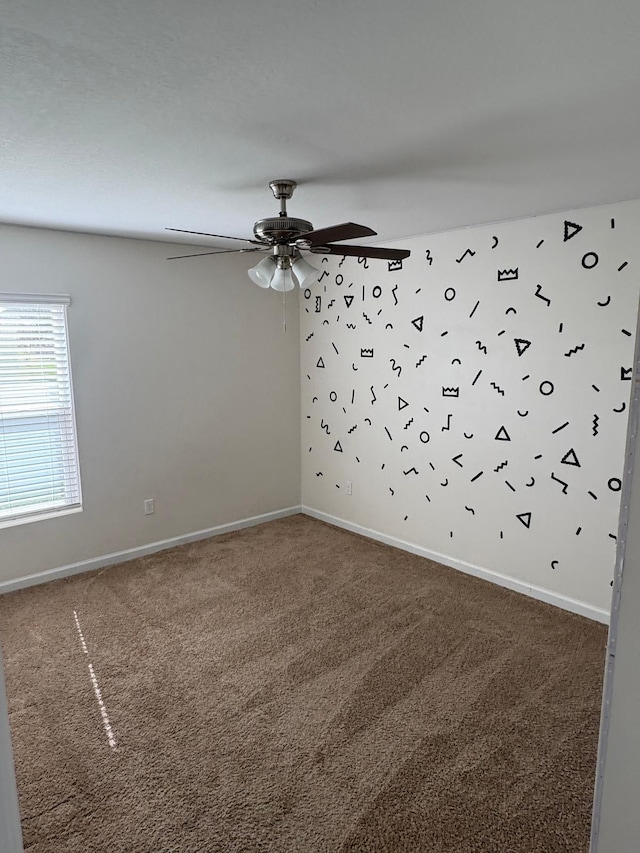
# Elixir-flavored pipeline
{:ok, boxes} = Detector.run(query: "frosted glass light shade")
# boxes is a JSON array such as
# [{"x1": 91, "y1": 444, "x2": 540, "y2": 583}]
[
  {"x1": 270, "y1": 266, "x2": 295, "y2": 292},
  {"x1": 292, "y1": 256, "x2": 320, "y2": 288},
  {"x1": 248, "y1": 256, "x2": 276, "y2": 288}
]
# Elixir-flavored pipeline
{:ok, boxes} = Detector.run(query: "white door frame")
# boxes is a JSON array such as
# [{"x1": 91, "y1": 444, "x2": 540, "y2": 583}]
[{"x1": 0, "y1": 644, "x2": 23, "y2": 852}]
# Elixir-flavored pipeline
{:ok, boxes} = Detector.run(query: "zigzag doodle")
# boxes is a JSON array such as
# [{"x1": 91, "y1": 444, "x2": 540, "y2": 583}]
[
  {"x1": 494, "y1": 460, "x2": 508, "y2": 472},
  {"x1": 306, "y1": 333, "x2": 314, "y2": 341},
  {"x1": 347, "y1": 424, "x2": 358, "y2": 434},
  {"x1": 403, "y1": 418, "x2": 414, "y2": 430},
  {"x1": 490, "y1": 381, "x2": 505, "y2": 396},
  {"x1": 346, "y1": 323, "x2": 356, "y2": 329},
  {"x1": 593, "y1": 414, "x2": 600, "y2": 436},
  {"x1": 415, "y1": 354, "x2": 428, "y2": 367},
  {"x1": 363, "y1": 313, "x2": 373, "y2": 325},
  {"x1": 564, "y1": 343, "x2": 586, "y2": 357}
]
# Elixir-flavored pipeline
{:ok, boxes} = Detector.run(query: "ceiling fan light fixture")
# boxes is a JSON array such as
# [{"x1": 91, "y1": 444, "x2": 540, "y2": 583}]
[
  {"x1": 291, "y1": 256, "x2": 321, "y2": 288},
  {"x1": 248, "y1": 255, "x2": 277, "y2": 288},
  {"x1": 270, "y1": 265, "x2": 296, "y2": 292}
]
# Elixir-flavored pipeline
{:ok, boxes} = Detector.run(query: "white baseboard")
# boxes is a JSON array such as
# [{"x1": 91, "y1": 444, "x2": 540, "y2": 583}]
[
  {"x1": 302, "y1": 506, "x2": 610, "y2": 625},
  {"x1": 0, "y1": 506, "x2": 302, "y2": 595}
]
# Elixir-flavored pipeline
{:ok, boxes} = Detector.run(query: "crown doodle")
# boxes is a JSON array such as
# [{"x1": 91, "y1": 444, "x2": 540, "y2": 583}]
[
  {"x1": 442, "y1": 386, "x2": 460, "y2": 397},
  {"x1": 360, "y1": 348, "x2": 374, "y2": 358},
  {"x1": 497, "y1": 268, "x2": 519, "y2": 281},
  {"x1": 388, "y1": 259, "x2": 404, "y2": 271}
]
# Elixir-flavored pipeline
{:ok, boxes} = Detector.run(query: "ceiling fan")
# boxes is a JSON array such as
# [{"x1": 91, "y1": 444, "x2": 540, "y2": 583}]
[{"x1": 166, "y1": 179, "x2": 411, "y2": 292}]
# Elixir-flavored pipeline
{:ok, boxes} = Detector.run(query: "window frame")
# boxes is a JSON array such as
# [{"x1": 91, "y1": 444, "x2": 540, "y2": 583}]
[{"x1": 0, "y1": 292, "x2": 83, "y2": 530}]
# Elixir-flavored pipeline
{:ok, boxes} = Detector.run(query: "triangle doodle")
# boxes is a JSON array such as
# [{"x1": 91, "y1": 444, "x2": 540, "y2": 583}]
[
  {"x1": 495, "y1": 426, "x2": 511, "y2": 441},
  {"x1": 344, "y1": 295, "x2": 354, "y2": 308},
  {"x1": 316, "y1": 357, "x2": 325, "y2": 368},
  {"x1": 514, "y1": 338, "x2": 531, "y2": 357},
  {"x1": 516, "y1": 511, "x2": 532, "y2": 529},
  {"x1": 412, "y1": 315, "x2": 424, "y2": 332},
  {"x1": 398, "y1": 397, "x2": 409, "y2": 411},
  {"x1": 561, "y1": 448, "x2": 580, "y2": 467},
  {"x1": 334, "y1": 440, "x2": 343, "y2": 453},
  {"x1": 563, "y1": 220, "x2": 583, "y2": 242}
]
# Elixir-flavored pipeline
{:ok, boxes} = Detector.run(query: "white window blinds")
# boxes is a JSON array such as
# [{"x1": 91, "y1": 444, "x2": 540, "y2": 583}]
[{"x1": 0, "y1": 295, "x2": 82, "y2": 525}]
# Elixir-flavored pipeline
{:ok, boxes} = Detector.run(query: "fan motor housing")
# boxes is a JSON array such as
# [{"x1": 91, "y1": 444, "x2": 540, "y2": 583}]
[{"x1": 253, "y1": 217, "x2": 314, "y2": 244}]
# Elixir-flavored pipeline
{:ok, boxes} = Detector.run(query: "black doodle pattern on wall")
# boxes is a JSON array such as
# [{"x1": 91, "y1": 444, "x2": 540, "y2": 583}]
[{"x1": 302, "y1": 204, "x2": 637, "y2": 606}]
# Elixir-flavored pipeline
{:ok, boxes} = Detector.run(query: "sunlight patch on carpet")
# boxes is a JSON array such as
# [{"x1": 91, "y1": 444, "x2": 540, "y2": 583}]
[{"x1": 73, "y1": 610, "x2": 117, "y2": 750}]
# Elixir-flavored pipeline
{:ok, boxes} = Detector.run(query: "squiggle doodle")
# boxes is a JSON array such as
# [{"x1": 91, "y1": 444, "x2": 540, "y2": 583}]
[
  {"x1": 425, "y1": 250, "x2": 433, "y2": 265},
  {"x1": 316, "y1": 472, "x2": 323, "y2": 477},
  {"x1": 475, "y1": 341, "x2": 488, "y2": 354},
  {"x1": 465, "y1": 506, "x2": 476, "y2": 514},
  {"x1": 392, "y1": 285, "x2": 398, "y2": 305},
  {"x1": 390, "y1": 358, "x2": 402, "y2": 378},
  {"x1": 370, "y1": 386, "x2": 377, "y2": 404},
  {"x1": 338, "y1": 255, "x2": 346, "y2": 267},
  {"x1": 320, "y1": 420, "x2": 330, "y2": 435},
  {"x1": 358, "y1": 257, "x2": 370, "y2": 269}
]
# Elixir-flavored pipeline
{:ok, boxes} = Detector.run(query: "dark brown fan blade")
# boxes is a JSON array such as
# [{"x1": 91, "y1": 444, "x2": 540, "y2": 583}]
[
  {"x1": 165, "y1": 227, "x2": 261, "y2": 244},
  {"x1": 297, "y1": 222, "x2": 376, "y2": 247},
  {"x1": 309, "y1": 244, "x2": 410, "y2": 261},
  {"x1": 166, "y1": 247, "x2": 266, "y2": 260}
]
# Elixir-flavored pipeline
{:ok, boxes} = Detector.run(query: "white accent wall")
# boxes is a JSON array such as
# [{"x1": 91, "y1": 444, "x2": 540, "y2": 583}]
[
  {"x1": 0, "y1": 224, "x2": 300, "y2": 585},
  {"x1": 301, "y1": 200, "x2": 640, "y2": 616}
]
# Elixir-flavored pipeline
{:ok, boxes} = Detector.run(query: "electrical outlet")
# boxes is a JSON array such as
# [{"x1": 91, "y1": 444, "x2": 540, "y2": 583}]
[
  {"x1": 144, "y1": 498, "x2": 155, "y2": 515},
  {"x1": 346, "y1": 480, "x2": 352, "y2": 495}
]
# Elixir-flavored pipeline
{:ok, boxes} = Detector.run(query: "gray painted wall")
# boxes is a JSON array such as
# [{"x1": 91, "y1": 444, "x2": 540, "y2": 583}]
[{"x1": 0, "y1": 224, "x2": 301, "y2": 585}]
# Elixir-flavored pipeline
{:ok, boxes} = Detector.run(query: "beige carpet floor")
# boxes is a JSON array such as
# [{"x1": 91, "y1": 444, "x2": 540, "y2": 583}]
[{"x1": 0, "y1": 514, "x2": 606, "y2": 852}]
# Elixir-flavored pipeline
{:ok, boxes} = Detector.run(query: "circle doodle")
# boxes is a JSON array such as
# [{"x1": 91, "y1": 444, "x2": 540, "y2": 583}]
[
  {"x1": 608, "y1": 477, "x2": 622, "y2": 492},
  {"x1": 539, "y1": 381, "x2": 555, "y2": 396},
  {"x1": 329, "y1": 391, "x2": 337, "y2": 402},
  {"x1": 372, "y1": 286, "x2": 382, "y2": 298},
  {"x1": 444, "y1": 287, "x2": 456, "y2": 302},
  {"x1": 335, "y1": 274, "x2": 344, "y2": 286},
  {"x1": 303, "y1": 288, "x2": 311, "y2": 299},
  {"x1": 419, "y1": 431, "x2": 430, "y2": 444},
  {"x1": 581, "y1": 252, "x2": 599, "y2": 269}
]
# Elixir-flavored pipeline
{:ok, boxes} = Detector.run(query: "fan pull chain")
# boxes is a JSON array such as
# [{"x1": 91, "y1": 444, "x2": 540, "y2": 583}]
[{"x1": 282, "y1": 286, "x2": 287, "y2": 333}]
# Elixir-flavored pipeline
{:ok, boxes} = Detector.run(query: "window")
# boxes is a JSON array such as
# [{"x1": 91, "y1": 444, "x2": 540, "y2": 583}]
[{"x1": 0, "y1": 294, "x2": 82, "y2": 527}]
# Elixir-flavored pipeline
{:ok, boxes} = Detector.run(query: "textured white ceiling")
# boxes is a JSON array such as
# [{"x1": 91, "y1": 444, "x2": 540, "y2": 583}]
[{"x1": 1, "y1": 0, "x2": 639, "y2": 249}]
